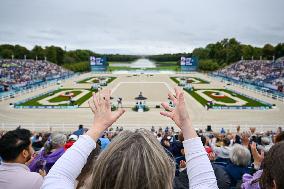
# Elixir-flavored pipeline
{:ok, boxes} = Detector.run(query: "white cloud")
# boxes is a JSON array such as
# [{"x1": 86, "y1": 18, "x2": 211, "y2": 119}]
[{"x1": 0, "y1": 0, "x2": 284, "y2": 54}]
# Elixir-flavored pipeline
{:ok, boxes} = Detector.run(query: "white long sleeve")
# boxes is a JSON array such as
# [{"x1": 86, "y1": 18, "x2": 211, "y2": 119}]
[
  {"x1": 41, "y1": 135, "x2": 96, "y2": 189},
  {"x1": 183, "y1": 137, "x2": 218, "y2": 189}
]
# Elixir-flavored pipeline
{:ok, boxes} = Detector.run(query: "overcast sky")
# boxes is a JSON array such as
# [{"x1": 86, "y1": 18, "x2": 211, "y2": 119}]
[{"x1": 0, "y1": 0, "x2": 283, "y2": 55}]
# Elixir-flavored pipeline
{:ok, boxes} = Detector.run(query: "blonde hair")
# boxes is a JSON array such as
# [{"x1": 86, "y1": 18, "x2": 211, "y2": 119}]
[{"x1": 90, "y1": 129, "x2": 175, "y2": 189}]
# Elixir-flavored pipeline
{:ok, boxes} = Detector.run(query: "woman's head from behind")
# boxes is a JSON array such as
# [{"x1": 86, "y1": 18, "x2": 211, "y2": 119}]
[
  {"x1": 260, "y1": 141, "x2": 284, "y2": 189},
  {"x1": 91, "y1": 129, "x2": 175, "y2": 189},
  {"x1": 44, "y1": 132, "x2": 66, "y2": 155},
  {"x1": 229, "y1": 144, "x2": 251, "y2": 167}
]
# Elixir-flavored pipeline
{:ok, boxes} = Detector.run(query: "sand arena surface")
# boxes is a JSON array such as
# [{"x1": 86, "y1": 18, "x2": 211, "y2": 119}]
[{"x1": 0, "y1": 72, "x2": 284, "y2": 131}]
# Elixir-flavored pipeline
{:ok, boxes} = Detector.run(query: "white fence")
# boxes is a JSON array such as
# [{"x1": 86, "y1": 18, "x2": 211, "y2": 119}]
[{"x1": 0, "y1": 122, "x2": 281, "y2": 133}]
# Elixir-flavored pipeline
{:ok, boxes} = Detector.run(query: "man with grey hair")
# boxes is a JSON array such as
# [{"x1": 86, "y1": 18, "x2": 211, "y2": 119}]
[{"x1": 224, "y1": 144, "x2": 252, "y2": 187}]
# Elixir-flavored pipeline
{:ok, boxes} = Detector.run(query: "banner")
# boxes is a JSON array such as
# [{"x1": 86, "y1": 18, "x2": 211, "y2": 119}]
[
  {"x1": 90, "y1": 57, "x2": 107, "y2": 72},
  {"x1": 180, "y1": 57, "x2": 198, "y2": 71}
]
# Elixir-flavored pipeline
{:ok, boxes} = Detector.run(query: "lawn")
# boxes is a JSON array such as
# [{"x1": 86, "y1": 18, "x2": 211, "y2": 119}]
[
  {"x1": 78, "y1": 76, "x2": 116, "y2": 84},
  {"x1": 18, "y1": 89, "x2": 70, "y2": 106},
  {"x1": 170, "y1": 77, "x2": 209, "y2": 85},
  {"x1": 185, "y1": 77, "x2": 209, "y2": 84},
  {"x1": 48, "y1": 90, "x2": 82, "y2": 103},
  {"x1": 185, "y1": 88, "x2": 271, "y2": 108},
  {"x1": 203, "y1": 91, "x2": 236, "y2": 103},
  {"x1": 170, "y1": 77, "x2": 180, "y2": 85},
  {"x1": 17, "y1": 88, "x2": 97, "y2": 107}
]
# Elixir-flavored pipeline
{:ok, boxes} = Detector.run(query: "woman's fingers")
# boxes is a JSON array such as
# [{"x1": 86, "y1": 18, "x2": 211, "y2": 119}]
[
  {"x1": 178, "y1": 91, "x2": 185, "y2": 103},
  {"x1": 168, "y1": 93, "x2": 177, "y2": 105},
  {"x1": 113, "y1": 108, "x2": 125, "y2": 120},
  {"x1": 104, "y1": 89, "x2": 111, "y2": 109},
  {"x1": 88, "y1": 100, "x2": 97, "y2": 113},
  {"x1": 92, "y1": 92, "x2": 100, "y2": 110},
  {"x1": 97, "y1": 89, "x2": 102, "y2": 106},
  {"x1": 161, "y1": 102, "x2": 174, "y2": 112},
  {"x1": 174, "y1": 87, "x2": 181, "y2": 100},
  {"x1": 160, "y1": 111, "x2": 173, "y2": 119}
]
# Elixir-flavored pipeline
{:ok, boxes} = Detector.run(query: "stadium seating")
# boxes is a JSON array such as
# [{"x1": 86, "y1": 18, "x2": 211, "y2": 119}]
[{"x1": 0, "y1": 59, "x2": 72, "y2": 91}]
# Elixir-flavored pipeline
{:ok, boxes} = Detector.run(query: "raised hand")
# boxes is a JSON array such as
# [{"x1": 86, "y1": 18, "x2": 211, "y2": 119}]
[
  {"x1": 87, "y1": 89, "x2": 125, "y2": 140},
  {"x1": 251, "y1": 142, "x2": 264, "y2": 170},
  {"x1": 160, "y1": 87, "x2": 196, "y2": 139}
]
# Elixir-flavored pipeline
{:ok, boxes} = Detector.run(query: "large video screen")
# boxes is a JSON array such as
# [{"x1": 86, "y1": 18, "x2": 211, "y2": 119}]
[
  {"x1": 90, "y1": 56, "x2": 107, "y2": 72},
  {"x1": 180, "y1": 57, "x2": 198, "y2": 71},
  {"x1": 90, "y1": 56, "x2": 105, "y2": 66}
]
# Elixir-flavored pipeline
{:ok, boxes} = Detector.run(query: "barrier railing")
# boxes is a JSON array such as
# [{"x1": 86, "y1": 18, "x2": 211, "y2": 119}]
[{"x1": 0, "y1": 122, "x2": 281, "y2": 132}]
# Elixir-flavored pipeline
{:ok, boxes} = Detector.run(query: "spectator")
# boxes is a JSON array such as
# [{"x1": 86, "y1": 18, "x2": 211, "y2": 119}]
[
  {"x1": 29, "y1": 132, "x2": 66, "y2": 173},
  {"x1": 201, "y1": 135, "x2": 213, "y2": 154},
  {"x1": 64, "y1": 134, "x2": 78, "y2": 150},
  {"x1": 0, "y1": 128, "x2": 44, "y2": 189},
  {"x1": 157, "y1": 133, "x2": 162, "y2": 142},
  {"x1": 98, "y1": 134, "x2": 110, "y2": 150},
  {"x1": 210, "y1": 137, "x2": 232, "y2": 161},
  {"x1": 257, "y1": 137, "x2": 273, "y2": 153},
  {"x1": 242, "y1": 141, "x2": 284, "y2": 189},
  {"x1": 225, "y1": 144, "x2": 252, "y2": 187},
  {"x1": 41, "y1": 88, "x2": 218, "y2": 189},
  {"x1": 73, "y1": 125, "x2": 84, "y2": 136},
  {"x1": 174, "y1": 160, "x2": 231, "y2": 189},
  {"x1": 275, "y1": 131, "x2": 284, "y2": 143},
  {"x1": 32, "y1": 133, "x2": 44, "y2": 151}
]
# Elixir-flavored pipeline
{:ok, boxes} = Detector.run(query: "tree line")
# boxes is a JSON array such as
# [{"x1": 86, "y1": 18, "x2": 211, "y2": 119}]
[
  {"x1": 0, "y1": 44, "x2": 139, "y2": 72},
  {"x1": 1, "y1": 39, "x2": 284, "y2": 72},
  {"x1": 148, "y1": 38, "x2": 284, "y2": 71}
]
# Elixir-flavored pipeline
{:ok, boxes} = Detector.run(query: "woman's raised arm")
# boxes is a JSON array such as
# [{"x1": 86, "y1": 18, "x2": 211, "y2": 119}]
[
  {"x1": 160, "y1": 87, "x2": 218, "y2": 189},
  {"x1": 41, "y1": 89, "x2": 125, "y2": 189}
]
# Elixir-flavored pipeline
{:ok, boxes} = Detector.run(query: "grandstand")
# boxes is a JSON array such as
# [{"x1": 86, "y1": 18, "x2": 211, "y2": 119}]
[
  {"x1": 0, "y1": 59, "x2": 73, "y2": 92},
  {"x1": 215, "y1": 58, "x2": 284, "y2": 93}
]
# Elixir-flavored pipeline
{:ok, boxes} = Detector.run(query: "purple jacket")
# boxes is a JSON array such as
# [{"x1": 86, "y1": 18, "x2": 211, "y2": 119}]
[
  {"x1": 28, "y1": 147, "x2": 65, "y2": 173},
  {"x1": 241, "y1": 170, "x2": 263, "y2": 189}
]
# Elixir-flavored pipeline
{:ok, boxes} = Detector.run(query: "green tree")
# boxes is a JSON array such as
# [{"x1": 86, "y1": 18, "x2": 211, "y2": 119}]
[
  {"x1": 274, "y1": 43, "x2": 284, "y2": 58},
  {"x1": 30, "y1": 45, "x2": 45, "y2": 60},
  {"x1": 14, "y1": 45, "x2": 29, "y2": 59},
  {"x1": 45, "y1": 46, "x2": 57, "y2": 63},
  {"x1": 198, "y1": 59, "x2": 219, "y2": 71},
  {"x1": 262, "y1": 44, "x2": 275, "y2": 60},
  {"x1": 0, "y1": 44, "x2": 14, "y2": 58},
  {"x1": 192, "y1": 48, "x2": 209, "y2": 59}
]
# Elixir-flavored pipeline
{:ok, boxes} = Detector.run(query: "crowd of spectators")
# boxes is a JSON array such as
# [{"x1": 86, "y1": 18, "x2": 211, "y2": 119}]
[
  {"x1": 0, "y1": 59, "x2": 72, "y2": 91},
  {"x1": 0, "y1": 124, "x2": 283, "y2": 189},
  {"x1": 217, "y1": 58, "x2": 284, "y2": 92}
]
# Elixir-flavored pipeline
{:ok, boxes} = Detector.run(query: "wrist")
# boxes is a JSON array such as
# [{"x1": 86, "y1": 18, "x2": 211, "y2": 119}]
[
  {"x1": 86, "y1": 127, "x2": 103, "y2": 141},
  {"x1": 180, "y1": 120, "x2": 197, "y2": 140},
  {"x1": 253, "y1": 161, "x2": 261, "y2": 170}
]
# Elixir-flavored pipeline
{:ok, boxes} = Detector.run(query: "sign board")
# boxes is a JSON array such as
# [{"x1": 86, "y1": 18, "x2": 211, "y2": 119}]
[
  {"x1": 180, "y1": 57, "x2": 198, "y2": 71},
  {"x1": 90, "y1": 57, "x2": 107, "y2": 72}
]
